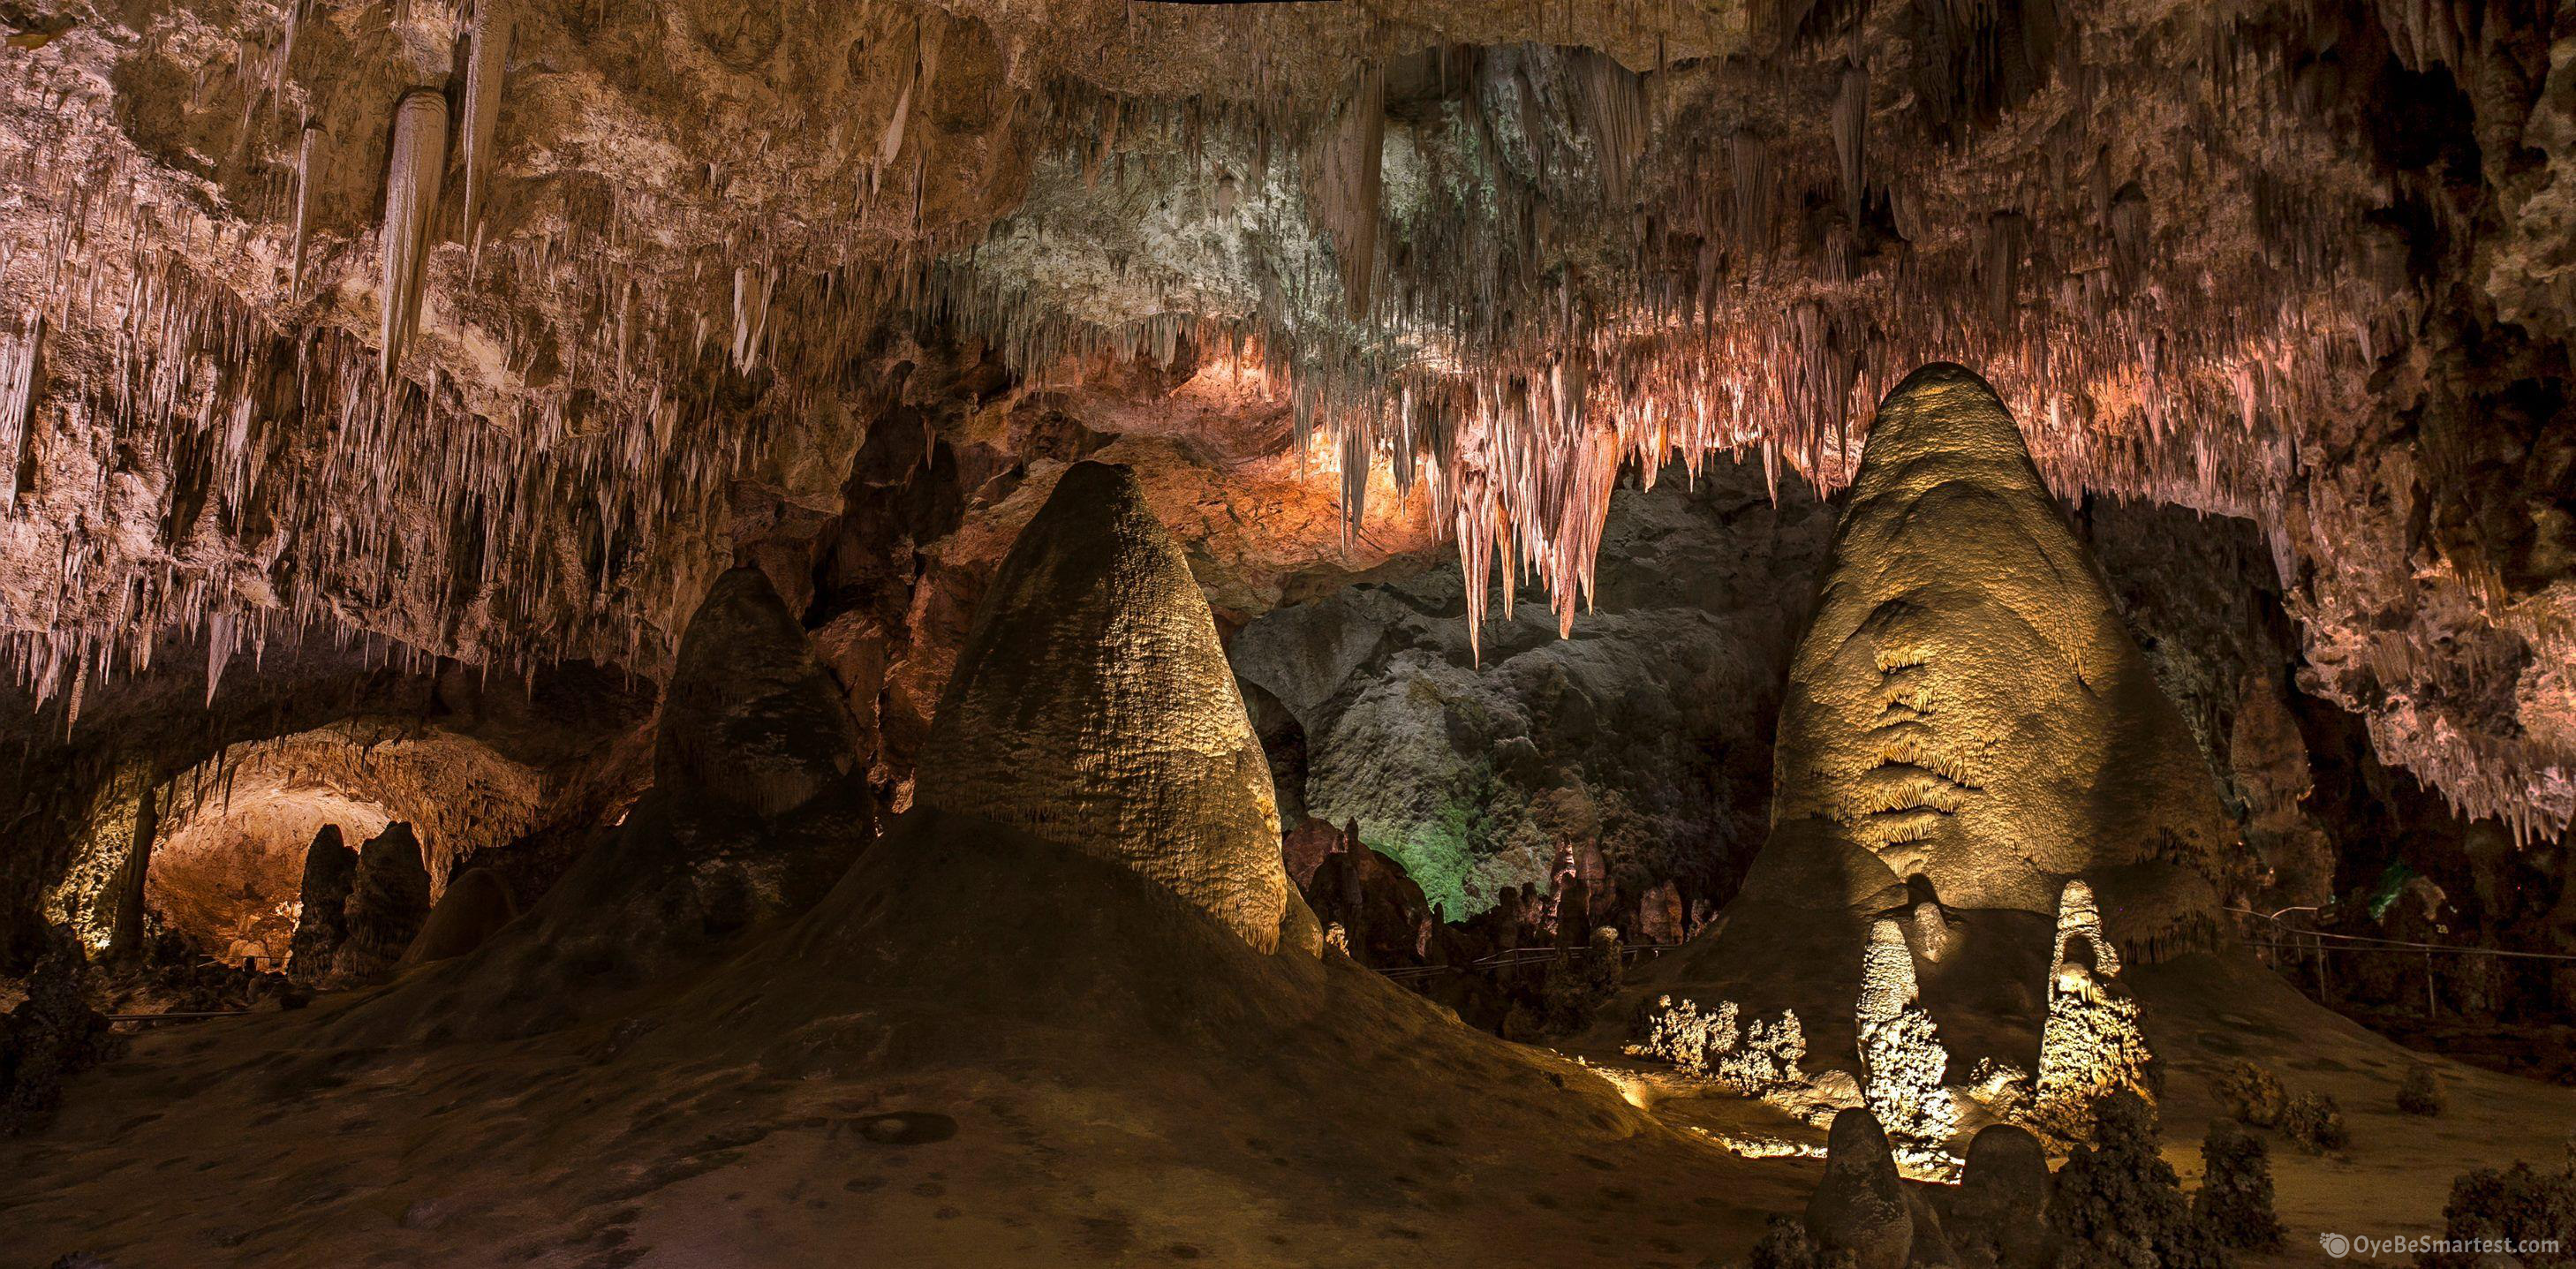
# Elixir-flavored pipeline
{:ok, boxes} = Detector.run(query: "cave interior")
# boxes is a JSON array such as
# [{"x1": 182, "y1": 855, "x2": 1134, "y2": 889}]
[{"x1": 3, "y1": 0, "x2": 2576, "y2": 1265}]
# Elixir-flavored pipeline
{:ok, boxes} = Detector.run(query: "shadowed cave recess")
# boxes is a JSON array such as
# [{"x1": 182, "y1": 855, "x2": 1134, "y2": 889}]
[{"x1": 2, "y1": 0, "x2": 2576, "y2": 1265}]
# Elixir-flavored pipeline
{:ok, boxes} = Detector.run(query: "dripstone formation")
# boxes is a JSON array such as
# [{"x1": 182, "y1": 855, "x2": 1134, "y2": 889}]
[
  {"x1": 328, "y1": 823, "x2": 431, "y2": 986},
  {"x1": 285, "y1": 824, "x2": 357, "y2": 983},
  {"x1": 321, "y1": 565, "x2": 875, "y2": 1042},
  {"x1": 1642, "y1": 363, "x2": 2235, "y2": 1072},
  {"x1": 915, "y1": 461, "x2": 1317, "y2": 956}
]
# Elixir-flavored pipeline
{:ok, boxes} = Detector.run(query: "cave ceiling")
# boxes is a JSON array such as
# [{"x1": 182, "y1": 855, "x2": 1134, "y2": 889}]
[{"x1": 0, "y1": 0, "x2": 2568, "y2": 839}]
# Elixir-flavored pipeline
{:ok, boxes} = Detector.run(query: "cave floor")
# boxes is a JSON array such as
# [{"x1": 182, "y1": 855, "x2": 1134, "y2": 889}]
[
  {"x1": 0, "y1": 827, "x2": 1832, "y2": 1268},
  {"x1": 6, "y1": 857, "x2": 2570, "y2": 1269}
]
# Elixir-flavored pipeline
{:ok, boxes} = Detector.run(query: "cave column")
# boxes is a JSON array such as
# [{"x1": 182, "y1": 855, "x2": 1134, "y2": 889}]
[{"x1": 105, "y1": 770, "x2": 162, "y2": 963}]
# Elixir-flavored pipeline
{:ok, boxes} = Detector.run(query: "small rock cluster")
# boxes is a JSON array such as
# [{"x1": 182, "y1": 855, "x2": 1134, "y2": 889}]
[{"x1": 1740, "y1": 1091, "x2": 2295, "y2": 1269}]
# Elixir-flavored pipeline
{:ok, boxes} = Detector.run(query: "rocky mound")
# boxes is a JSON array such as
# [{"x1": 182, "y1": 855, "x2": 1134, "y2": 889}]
[
  {"x1": 915, "y1": 460, "x2": 1315, "y2": 955},
  {"x1": 320, "y1": 565, "x2": 874, "y2": 1042}
]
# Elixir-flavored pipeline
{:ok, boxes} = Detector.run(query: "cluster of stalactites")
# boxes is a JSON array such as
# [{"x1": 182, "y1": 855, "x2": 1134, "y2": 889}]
[{"x1": 0, "y1": 0, "x2": 966, "y2": 727}]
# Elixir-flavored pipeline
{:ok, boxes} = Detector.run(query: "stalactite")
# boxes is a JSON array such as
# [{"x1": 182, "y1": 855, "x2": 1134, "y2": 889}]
[
  {"x1": 1568, "y1": 50, "x2": 1646, "y2": 208},
  {"x1": 1312, "y1": 62, "x2": 1386, "y2": 321},
  {"x1": 2107, "y1": 180, "x2": 2149, "y2": 296},
  {"x1": 458, "y1": 3, "x2": 512, "y2": 256},
  {"x1": 380, "y1": 90, "x2": 449, "y2": 387},
  {"x1": 289, "y1": 125, "x2": 322, "y2": 298},
  {"x1": 0, "y1": 313, "x2": 38, "y2": 511},
  {"x1": 1832, "y1": 59, "x2": 1868, "y2": 225}
]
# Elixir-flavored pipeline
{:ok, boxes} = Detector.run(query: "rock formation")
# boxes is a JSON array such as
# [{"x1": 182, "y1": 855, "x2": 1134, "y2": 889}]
[
  {"x1": 328, "y1": 824, "x2": 431, "y2": 986},
  {"x1": 398, "y1": 870, "x2": 516, "y2": 969},
  {"x1": 1943, "y1": 1124, "x2": 2056, "y2": 1269},
  {"x1": 1855, "y1": 919, "x2": 1958, "y2": 1162},
  {"x1": 1636, "y1": 363, "x2": 2234, "y2": 1076},
  {"x1": 2030, "y1": 882, "x2": 2155, "y2": 1141},
  {"x1": 1303, "y1": 829, "x2": 1437, "y2": 967},
  {"x1": 320, "y1": 566, "x2": 875, "y2": 1039},
  {"x1": 1768, "y1": 362, "x2": 2233, "y2": 928},
  {"x1": 285, "y1": 825, "x2": 358, "y2": 984},
  {"x1": 916, "y1": 461, "x2": 1314, "y2": 955},
  {"x1": 1805, "y1": 1107, "x2": 1913, "y2": 1269},
  {"x1": 655, "y1": 566, "x2": 865, "y2": 820},
  {"x1": 0, "y1": 925, "x2": 118, "y2": 1136}
]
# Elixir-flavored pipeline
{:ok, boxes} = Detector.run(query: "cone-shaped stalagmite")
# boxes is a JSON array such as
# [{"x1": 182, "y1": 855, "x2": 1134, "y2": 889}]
[
  {"x1": 286, "y1": 824, "x2": 356, "y2": 982},
  {"x1": 916, "y1": 461, "x2": 1313, "y2": 955},
  {"x1": 398, "y1": 868, "x2": 515, "y2": 969},
  {"x1": 657, "y1": 565, "x2": 863, "y2": 819}
]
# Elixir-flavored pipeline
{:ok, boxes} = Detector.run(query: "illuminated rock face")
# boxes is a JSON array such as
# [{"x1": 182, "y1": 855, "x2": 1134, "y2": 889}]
[
  {"x1": 916, "y1": 461, "x2": 1312, "y2": 955},
  {"x1": 1770, "y1": 362, "x2": 2233, "y2": 933}
]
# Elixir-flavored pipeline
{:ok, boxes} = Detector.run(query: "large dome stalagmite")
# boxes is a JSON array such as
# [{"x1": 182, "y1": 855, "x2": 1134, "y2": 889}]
[
  {"x1": 1772, "y1": 362, "x2": 2235, "y2": 932},
  {"x1": 1642, "y1": 362, "x2": 2235, "y2": 1069},
  {"x1": 915, "y1": 460, "x2": 1315, "y2": 955}
]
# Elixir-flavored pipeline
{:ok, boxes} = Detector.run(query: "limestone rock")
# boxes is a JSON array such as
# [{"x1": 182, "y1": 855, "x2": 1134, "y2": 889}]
[
  {"x1": 1856, "y1": 919, "x2": 1959, "y2": 1159},
  {"x1": 328, "y1": 824, "x2": 432, "y2": 986},
  {"x1": 1635, "y1": 364, "x2": 2232, "y2": 1080},
  {"x1": 656, "y1": 566, "x2": 864, "y2": 820},
  {"x1": 1303, "y1": 835, "x2": 1437, "y2": 967},
  {"x1": 0, "y1": 925, "x2": 120, "y2": 1136},
  {"x1": 399, "y1": 869, "x2": 517, "y2": 969},
  {"x1": 1945, "y1": 1124, "x2": 2054, "y2": 1269},
  {"x1": 916, "y1": 460, "x2": 1308, "y2": 955},
  {"x1": 285, "y1": 825, "x2": 357, "y2": 984},
  {"x1": 2031, "y1": 880, "x2": 2154, "y2": 1137},
  {"x1": 1807, "y1": 1107, "x2": 1914, "y2": 1269},
  {"x1": 1768, "y1": 362, "x2": 2233, "y2": 923}
]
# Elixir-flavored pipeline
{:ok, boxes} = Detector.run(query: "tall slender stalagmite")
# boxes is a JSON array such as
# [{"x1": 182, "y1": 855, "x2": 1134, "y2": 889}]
[
  {"x1": 458, "y1": 4, "x2": 511, "y2": 254},
  {"x1": 380, "y1": 90, "x2": 449, "y2": 386}
]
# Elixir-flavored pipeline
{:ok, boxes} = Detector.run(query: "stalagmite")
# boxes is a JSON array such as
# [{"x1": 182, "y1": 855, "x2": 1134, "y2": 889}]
[
  {"x1": 279, "y1": 832, "x2": 359, "y2": 978},
  {"x1": 458, "y1": 4, "x2": 512, "y2": 254},
  {"x1": 1855, "y1": 919, "x2": 1958, "y2": 1163},
  {"x1": 2046, "y1": 880, "x2": 2119, "y2": 983},
  {"x1": 398, "y1": 868, "x2": 515, "y2": 968},
  {"x1": 915, "y1": 462, "x2": 1316, "y2": 956},
  {"x1": 328, "y1": 823, "x2": 432, "y2": 986},
  {"x1": 1633, "y1": 363, "x2": 2232, "y2": 1089},
  {"x1": 655, "y1": 566, "x2": 862, "y2": 820},
  {"x1": 379, "y1": 90, "x2": 449, "y2": 387},
  {"x1": 2030, "y1": 880, "x2": 2154, "y2": 1140},
  {"x1": 1806, "y1": 1107, "x2": 1913, "y2": 1269}
]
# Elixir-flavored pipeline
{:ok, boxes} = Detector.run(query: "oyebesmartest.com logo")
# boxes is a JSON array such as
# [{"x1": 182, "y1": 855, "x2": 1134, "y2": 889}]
[{"x1": 2321, "y1": 1231, "x2": 2563, "y2": 1258}]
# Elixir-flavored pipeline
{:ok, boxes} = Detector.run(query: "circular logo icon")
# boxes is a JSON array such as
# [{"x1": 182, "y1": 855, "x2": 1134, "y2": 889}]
[{"x1": 2321, "y1": 1233, "x2": 2352, "y2": 1258}]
